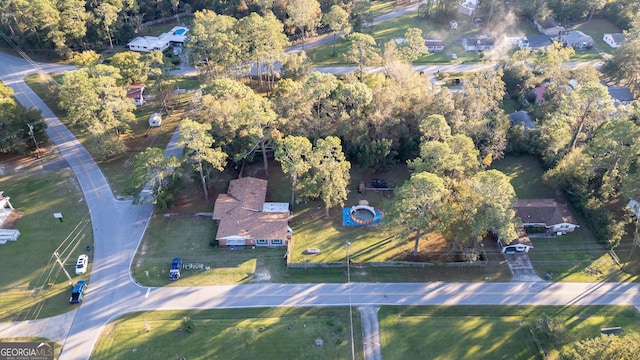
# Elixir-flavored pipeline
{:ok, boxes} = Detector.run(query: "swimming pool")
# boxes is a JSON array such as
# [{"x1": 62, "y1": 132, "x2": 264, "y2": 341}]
[{"x1": 174, "y1": 28, "x2": 186, "y2": 35}]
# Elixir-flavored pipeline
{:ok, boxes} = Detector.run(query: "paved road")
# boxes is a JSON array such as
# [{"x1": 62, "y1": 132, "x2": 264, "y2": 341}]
[{"x1": 360, "y1": 307, "x2": 382, "y2": 360}]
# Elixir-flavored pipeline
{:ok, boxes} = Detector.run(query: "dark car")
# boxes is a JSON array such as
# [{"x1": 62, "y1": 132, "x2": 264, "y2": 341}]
[
  {"x1": 69, "y1": 280, "x2": 87, "y2": 304},
  {"x1": 170, "y1": 257, "x2": 182, "y2": 280},
  {"x1": 371, "y1": 179, "x2": 388, "y2": 188}
]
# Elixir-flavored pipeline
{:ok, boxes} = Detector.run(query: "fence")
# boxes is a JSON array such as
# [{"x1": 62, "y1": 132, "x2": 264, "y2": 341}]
[{"x1": 286, "y1": 259, "x2": 499, "y2": 269}]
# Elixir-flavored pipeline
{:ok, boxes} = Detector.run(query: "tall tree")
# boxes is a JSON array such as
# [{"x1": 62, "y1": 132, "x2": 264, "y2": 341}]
[
  {"x1": 187, "y1": 10, "x2": 239, "y2": 77},
  {"x1": 110, "y1": 51, "x2": 149, "y2": 85},
  {"x1": 391, "y1": 171, "x2": 447, "y2": 256},
  {"x1": 539, "y1": 82, "x2": 615, "y2": 164},
  {"x1": 58, "y1": 65, "x2": 135, "y2": 158},
  {"x1": 131, "y1": 147, "x2": 181, "y2": 208},
  {"x1": 603, "y1": 18, "x2": 640, "y2": 95},
  {"x1": 178, "y1": 118, "x2": 228, "y2": 201},
  {"x1": 275, "y1": 135, "x2": 313, "y2": 207},
  {"x1": 302, "y1": 136, "x2": 351, "y2": 217},
  {"x1": 286, "y1": 0, "x2": 321, "y2": 50},
  {"x1": 400, "y1": 28, "x2": 428, "y2": 63},
  {"x1": 323, "y1": 5, "x2": 351, "y2": 57},
  {"x1": 344, "y1": 32, "x2": 380, "y2": 78},
  {"x1": 95, "y1": 2, "x2": 120, "y2": 49}
]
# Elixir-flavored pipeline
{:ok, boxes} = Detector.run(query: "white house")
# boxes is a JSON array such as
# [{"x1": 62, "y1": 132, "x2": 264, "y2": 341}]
[
  {"x1": 127, "y1": 84, "x2": 145, "y2": 106},
  {"x1": 603, "y1": 33, "x2": 625, "y2": 48},
  {"x1": 127, "y1": 26, "x2": 189, "y2": 53},
  {"x1": 425, "y1": 39, "x2": 445, "y2": 52},
  {"x1": 514, "y1": 199, "x2": 579, "y2": 235},
  {"x1": 629, "y1": 197, "x2": 640, "y2": 218},
  {"x1": 462, "y1": 37, "x2": 496, "y2": 51}
]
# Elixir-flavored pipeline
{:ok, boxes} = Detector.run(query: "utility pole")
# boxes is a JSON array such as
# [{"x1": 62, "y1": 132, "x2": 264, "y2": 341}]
[
  {"x1": 28, "y1": 123, "x2": 40, "y2": 158},
  {"x1": 346, "y1": 241, "x2": 355, "y2": 360},
  {"x1": 53, "y1": 252, "x2": 74, "y2": 286}
]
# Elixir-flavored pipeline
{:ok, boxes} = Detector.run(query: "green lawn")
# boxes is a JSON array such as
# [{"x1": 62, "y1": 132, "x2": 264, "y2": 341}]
[
  {"x1": 490, "y1": 155, "x2": 555, "y2": 199},
  {"x1": 92, "y1": 308, "x2": 363, "y2": 360},
  {"x1": 0, "y1": 158, "x2": 93, "y2": 321},
  {"x1": 380, "y1": 305, "x2": 640, "y2": 360},
  {"x1": 92, "y1": 305, "x2": 640, "y2": 360}
]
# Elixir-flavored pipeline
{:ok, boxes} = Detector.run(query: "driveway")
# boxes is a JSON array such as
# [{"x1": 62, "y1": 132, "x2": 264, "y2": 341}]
[{"x1": 504, "y1": 253, "x2": 544, "y2": 282}]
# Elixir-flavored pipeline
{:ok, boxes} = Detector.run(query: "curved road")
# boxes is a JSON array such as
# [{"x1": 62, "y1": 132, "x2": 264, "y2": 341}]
[{"x1": 0, "y1": 38, "x2": 628, "y2": 360}]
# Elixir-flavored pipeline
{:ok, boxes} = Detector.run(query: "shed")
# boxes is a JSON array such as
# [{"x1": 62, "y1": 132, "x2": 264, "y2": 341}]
[
  {"x1": 603, "y1": 33, "x2": 625, "y2": 48},
  {"x1": 149, "y1": 113, "x2": 162, "y2": 127}
]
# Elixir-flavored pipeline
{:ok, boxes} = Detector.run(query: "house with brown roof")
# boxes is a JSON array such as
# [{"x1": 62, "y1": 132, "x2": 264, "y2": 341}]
[
  {"x1": 127, "y1": 84, "x2": 145, "y2": 106},
  {"x1": 212, "y1": 177, "x2": 291, "y2": 247},
  {"x1": 514, "y1": 199, "x2": 579, "y2": 235}
]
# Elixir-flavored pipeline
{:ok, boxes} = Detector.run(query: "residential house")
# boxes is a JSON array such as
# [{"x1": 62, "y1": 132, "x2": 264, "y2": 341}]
[
  {"x1": 534, "y1": 18, "x2": 565, "y2": 36},
  {"x1": 508, "y1": 110, "x2": 536, "y2": 132},
  {"x1": 557, "y1": 30, "x2": 593, "y2": 49},
  {"x1": 462, "y1": 37, "x2": 496, "y2": 51},
  {"x1": 514, "y1": 199, "x2": 579, "y2": 235},
  {"x1": 127, "y1": 26, "x2": 189, "y2": 53},
  {"x1": 518, "y1": 35, "x2": 553, "y2": 50},
  {"x1": 425, "y1": 39, "x2": 445, "y2": 52},
  {"x1": 458, "y1": 2, "x2": 476, "y2": 16},
  {"x1": 127, "y1": 84, "x2": 145, "y2": 106},
  {"x1": 603, "y1": 33, "x2": 625, "y2": 48},
  {"x1": 628, "y1": 197, "x2": 640, "y2": 218},
  {"x1": 607, "y1": 86, "x2": 635, "y2": 106},
  {"x1": 212, "y1": 177, "x2": 291, "y2": 247}
]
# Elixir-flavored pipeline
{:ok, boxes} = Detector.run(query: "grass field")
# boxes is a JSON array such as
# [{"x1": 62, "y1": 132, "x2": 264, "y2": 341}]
[
  {"x1": 379, "y1": 305, "x2": 640, "y2": 360},
  {"x1": 0, "y1": 154, "x2": 93, "y2": 322},
  {"x1": 490, "y1": 155, "x2": 555, "y2": 199},
  {"x1": 92, "y1": 308, "x2": 363, "y2": 360},
  {"x1": 91, "y1": 305, "x2": 640, "y2": 360}
]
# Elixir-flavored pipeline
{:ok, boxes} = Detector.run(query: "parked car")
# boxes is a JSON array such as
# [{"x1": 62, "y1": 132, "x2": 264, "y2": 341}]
[
  {"x1": 69, "y1": 280, "x2": 87, "y2": 304},
  {"x1": 371, "y1": 179, "x2": 388, "y2": 188},
  {"x1": 169, "y1": 257, "x2": 182, "y2": 280},
  {"x1": 450, "y1": 53, "x2": 457, "y2": 60},
  {"x1": 75, "y1": 254, "x2": 88, "y2": 275}
]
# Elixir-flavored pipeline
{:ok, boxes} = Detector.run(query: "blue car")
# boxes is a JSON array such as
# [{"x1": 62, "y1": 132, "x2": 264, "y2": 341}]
[
  {"x1": 170, "y1": 258, "x2": 182, "y2": 280},
  {"x1": 69, "y1": 280, "x2": 87, "y2": 304}
]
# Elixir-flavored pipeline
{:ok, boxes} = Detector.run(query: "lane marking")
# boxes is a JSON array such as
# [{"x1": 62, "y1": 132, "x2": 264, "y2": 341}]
[{"x1": 145, "y1": 288, "x2": 150, "y2": 298}]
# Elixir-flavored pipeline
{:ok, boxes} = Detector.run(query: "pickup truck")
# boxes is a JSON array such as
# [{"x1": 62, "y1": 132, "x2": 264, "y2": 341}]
[
  {"x1": 69, "y1": 280, "x2": 87, "y2": 304},
  {"x1": 169, "y1": 257, "x2": 182, "y2": 280}
]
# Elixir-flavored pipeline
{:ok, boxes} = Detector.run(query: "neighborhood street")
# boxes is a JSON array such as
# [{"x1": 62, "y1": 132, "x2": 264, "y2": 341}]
[{"x1": 0, "y1": 18, "x2": 628, "y2": 360}]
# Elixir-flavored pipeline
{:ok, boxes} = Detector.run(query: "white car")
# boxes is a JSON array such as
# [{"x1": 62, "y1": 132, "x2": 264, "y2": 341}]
[{"x1": 75, "y1": 254, "x2": 88, "y2": 275}]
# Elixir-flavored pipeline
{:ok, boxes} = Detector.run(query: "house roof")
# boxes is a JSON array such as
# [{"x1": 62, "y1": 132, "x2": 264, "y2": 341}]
[
  {"x1": 514, "y1": 199, "x2": 577, "y2": 226},
  {"x1": 464, "y1": 37, "x2": 495, "y2": 46},
  {"x1": 523, "y1": 35, "x2": 552, "y2": 49},
  {"x1": 127, "y1": 84, "x2": 145, "y2": 99},
  {"x1": 212, "y1": 177, "x2": 289, "y2": 241},
  {"x1": 608, "y1": 86, "x2": 634, "y2": 102},
  {"x1": 562, "y1": 30, "x2": 593, "y2": 44},
  {"x1": 605, "y1": 33, "x2": 626, "y2": 45},
  {"x1": 425, "y1": 39, "x2": 445, "y2": 47},
  {"x1": 509, "y1": 110, "x2": 536, "y2": 129},
  {"x1": 127, "y1": 26, "x2": 189, "y2": 48}
]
